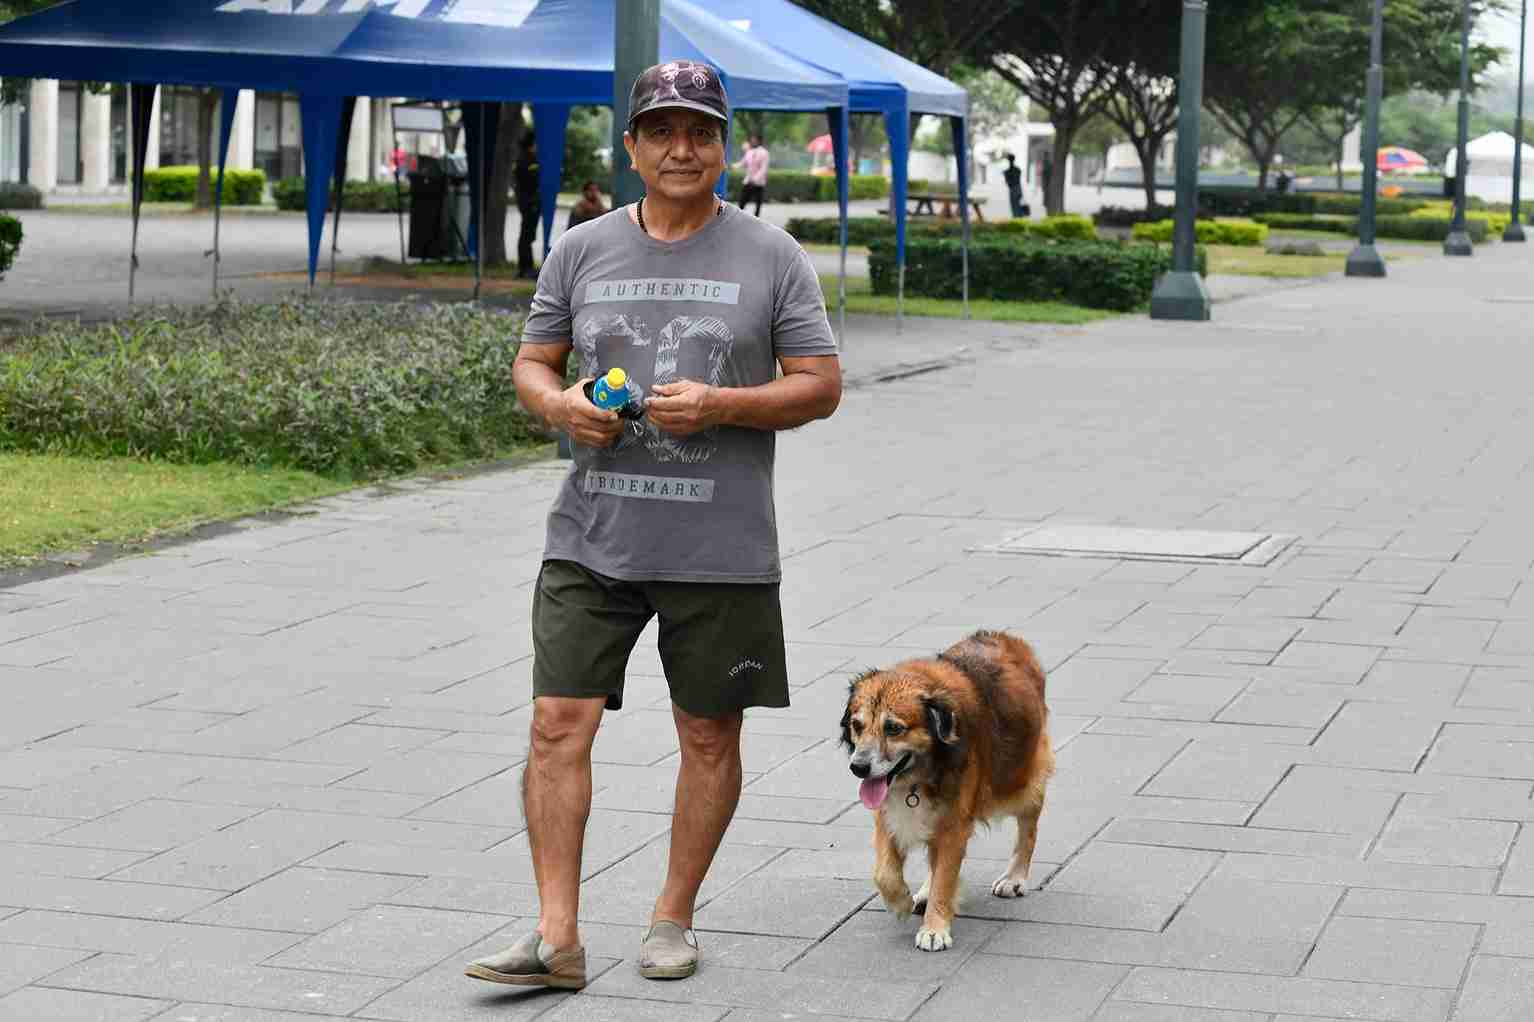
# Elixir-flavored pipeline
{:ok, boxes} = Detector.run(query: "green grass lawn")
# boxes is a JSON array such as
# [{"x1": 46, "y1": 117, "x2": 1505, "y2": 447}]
[
  {"x1": 819, "y1": 274, "x2": 1117, "y2": 325},
  {"x1": 0, "y1": 453, "x2": 349, "y2": 566}
]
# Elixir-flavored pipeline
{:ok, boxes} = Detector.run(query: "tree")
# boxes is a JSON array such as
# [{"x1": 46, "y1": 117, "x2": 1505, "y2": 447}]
[
  {"x1": 1098, "y1": 4, "x2": 1182, "y2": 210},
  {"x1": 1071, "y1": 114, "x2": 1124, "y2": 189}
]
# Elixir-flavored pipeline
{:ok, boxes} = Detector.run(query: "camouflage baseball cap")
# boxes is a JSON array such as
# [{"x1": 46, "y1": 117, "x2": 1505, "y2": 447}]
[{"x1": 627, "y1": 60, "x2": 730, "y2": 129}]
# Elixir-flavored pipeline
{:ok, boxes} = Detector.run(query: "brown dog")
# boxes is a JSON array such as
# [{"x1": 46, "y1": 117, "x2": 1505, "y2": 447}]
[{"x1": 840, "y1": 630, "x2": 1053, "y2": 951}]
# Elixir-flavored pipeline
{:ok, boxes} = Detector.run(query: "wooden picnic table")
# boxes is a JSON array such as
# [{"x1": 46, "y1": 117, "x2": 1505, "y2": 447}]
[{"x1": 908, "y1": 192, "x2": 988, "y2": 221}]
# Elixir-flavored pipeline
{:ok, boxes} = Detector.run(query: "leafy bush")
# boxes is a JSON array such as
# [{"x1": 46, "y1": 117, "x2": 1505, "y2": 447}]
[
  {"x1": 0, "y1": 183, "x2": 43, "y2": 210},
  {"x1": 786, "y1": 214, "x2": 1096, "y2": 246},
  {"x1": 869, "y1": 238, "x2": 1204, "y2": 312},
  {"x1": 0, "y1": 300, "x2": 538, "y2": 478},
  {"x1": 1131, "y1": 218, "x2": 1269, "y2": 246},
  {"x1": 0, "y1": 215, "x2": 22, "y2": 277},
  {"x1": 1252, "y1": 213, "x2": 1355, "y2": 234},
  {"x1": 1094, "y1": 204, "x2": 1175, "y2": 227},
  {"x1": 273, "y1": 178, "x2": 409, "y2": 213},
  {"x1": 1198, "y1": 187, "x2": 1433, "y2": 218},
  {"x1": 144, "y1": 166, "x2": 266, "y2": 205},
  {"x1": 724, "y1": 169, "x2": 889, "y2": 203},
  {"x1": 1378, "y1": 213, "x2": 1489, "y2": 242},
  {"x1": 1031, "y1": 214, "x2": 1098, "y2": 241}
]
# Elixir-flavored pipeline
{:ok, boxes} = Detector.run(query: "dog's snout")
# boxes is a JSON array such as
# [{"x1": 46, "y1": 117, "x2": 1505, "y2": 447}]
[{"x1": 849, "y1": 759, "x2": 871, "y2": 779}]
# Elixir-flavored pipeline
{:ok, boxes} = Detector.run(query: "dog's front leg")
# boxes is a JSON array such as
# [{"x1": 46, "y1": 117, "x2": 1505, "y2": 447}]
[
  {"x1": 872, "y1": 813, "x2": 914, "y2": 918},
  {"x1": 916, "y1": 820, "x2": 973, "y2": 951}
]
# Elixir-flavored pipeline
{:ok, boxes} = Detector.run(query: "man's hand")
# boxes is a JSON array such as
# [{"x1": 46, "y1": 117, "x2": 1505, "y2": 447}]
[
  {"x1": 556, "y1": 378, "x2": 624, "y2": 448},
  {"x1": 647, "y1": 380, "x2": 718, "y2": 437}
]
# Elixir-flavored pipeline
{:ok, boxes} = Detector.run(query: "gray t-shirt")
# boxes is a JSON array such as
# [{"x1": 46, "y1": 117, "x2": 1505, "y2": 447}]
[{"x1": 522, "y1": 203, "x2": 837, "y2": 583}]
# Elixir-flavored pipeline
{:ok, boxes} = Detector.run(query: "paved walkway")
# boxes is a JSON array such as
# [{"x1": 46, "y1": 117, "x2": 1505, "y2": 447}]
[{"x1": 3, "y1": 242, "x2": 1534, "y2": 1021}]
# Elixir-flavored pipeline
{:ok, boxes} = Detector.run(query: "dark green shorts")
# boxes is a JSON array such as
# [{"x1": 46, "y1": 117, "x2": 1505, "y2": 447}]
[{"x1": 531, "y1": 559, "x2": 791, "y2": 718}]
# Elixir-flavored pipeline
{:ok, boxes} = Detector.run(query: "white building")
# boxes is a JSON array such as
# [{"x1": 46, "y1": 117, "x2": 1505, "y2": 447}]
[{"x1": 2, "y1": 79, "x2": 423, "y2": 194}]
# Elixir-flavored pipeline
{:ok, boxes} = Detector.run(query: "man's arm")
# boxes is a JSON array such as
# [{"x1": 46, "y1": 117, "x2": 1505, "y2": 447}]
[
  {"x1": 645, "y1": 355, "x2": 841, "y2": 437},
  {"x1": 513, "y1": 341, "x2": 624, "y2": 448}
]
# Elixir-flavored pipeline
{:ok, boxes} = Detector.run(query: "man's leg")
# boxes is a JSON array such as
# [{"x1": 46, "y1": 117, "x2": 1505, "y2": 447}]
[
  {"x1": 753, "y1": 186, "x2": 764, "y2": 218},
  {"x1": 651, "y1": 704, "x2": 744, "y2": 927},
  {"x1": 524, "y1": 696, "x2": 605, "y2": 950}
]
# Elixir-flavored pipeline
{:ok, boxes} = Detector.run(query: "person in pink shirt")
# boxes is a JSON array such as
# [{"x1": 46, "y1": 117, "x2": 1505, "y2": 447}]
[{"x1": 735, "y1": 133, "x2": 769, "y2": 216}]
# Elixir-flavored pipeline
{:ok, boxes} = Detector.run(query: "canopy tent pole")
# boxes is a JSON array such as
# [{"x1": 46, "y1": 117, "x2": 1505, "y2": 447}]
[
  {"x1": 533, "y1": 103, "x2": 570, "y2": 260},
  {"x1": 827, "y1": 103, "x2": 850, "y2": 347},
  {"x1": 884, "y1": 101, "x2": 910, "y2": 335},
  {"x1": 330, "y1": 96, "x2": 359, "y2": 286},
  {"x1": 715, "y1": 71, "x2": 732, "y2": 202},
  {"x1": 462, "y1": 101, "x2": 502, "y2": 302},
  {"x1": 209, "y1": 88, "x2": 239, "y2": 301},
  {"x1": 952, "y1": 113, "x2": 971, "y2": 321},
  {"x1": 389, "y1": 114, "x2": 406, "y2": 265},
  {"x1": 476, "y1": 102, "x2": 485, "y2": 300},
  {"x1": 128, "y1": 83, "x2": 157, "y2": 305},
  {"x1": 299, "y1": 94, "x2": 346, "y2": 291}
]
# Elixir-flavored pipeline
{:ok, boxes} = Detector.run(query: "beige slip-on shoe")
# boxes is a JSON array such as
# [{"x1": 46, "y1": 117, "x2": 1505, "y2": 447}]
[
  {"x1": 465, "y1": 930, "x2": 587, "y2": 989},
  {"x1": 638, "y1": 919, "x2": 699, "y2": 980}
]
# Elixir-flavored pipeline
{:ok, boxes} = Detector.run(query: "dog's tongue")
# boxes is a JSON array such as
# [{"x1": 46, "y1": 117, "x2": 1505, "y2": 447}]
[{"x1": 859, "y1": 775, "x2": 891, "y2": 810}]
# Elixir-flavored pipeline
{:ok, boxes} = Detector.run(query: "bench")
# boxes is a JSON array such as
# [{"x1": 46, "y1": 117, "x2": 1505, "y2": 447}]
[{"x1": 908, "y1": 192, "x2": 988, "y2": 221}]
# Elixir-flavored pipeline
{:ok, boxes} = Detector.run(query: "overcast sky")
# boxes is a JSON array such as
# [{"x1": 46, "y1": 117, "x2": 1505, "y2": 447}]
[{"x1": 1481, "y1": 3, "x2": 1531, "y2": 73}]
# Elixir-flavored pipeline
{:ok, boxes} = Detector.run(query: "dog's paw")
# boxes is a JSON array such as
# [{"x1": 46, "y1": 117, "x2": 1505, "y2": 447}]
[
  {"x1": 883, "y1": 891, "x2": 917, "y2": 920},
  {"x1": 915, "y1": 925, "x2": 953, "y2": 952},
  {"x1": 911, "y1": 880, "x2": 930, "y2": 916},
  {"x1": 991, "y1": 874, "x2": 1028, "y2": 899}
]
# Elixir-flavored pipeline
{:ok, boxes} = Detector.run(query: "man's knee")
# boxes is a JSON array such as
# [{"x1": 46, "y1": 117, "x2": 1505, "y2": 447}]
[
  {"x1": 529, "y1": 697, "x2": 603, "y2": 758},
  {"x1": 674, "y1": 707, "x2": 742, "y2": 764}
]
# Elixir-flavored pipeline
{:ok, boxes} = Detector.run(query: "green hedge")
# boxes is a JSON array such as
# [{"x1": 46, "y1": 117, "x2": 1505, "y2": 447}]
[
  {"x1": 1253, "y1": 213, "x2": 1355, "y2": 234},
  {"x1": 870, "y1": 237, "x2": 1205, "y2": 312},
  {"x1": 723, "y1": 169, "x2": 889, "y2": 202},
  {"x1": 1197, "y1": 188, "x2": 1432, "y2": 218},
  {"x1": 144, "y1": 166, "x2": 266, "y2": 205},
  {"x1": 273, "y1": 178, "x2": 409, "y2": 213},
  {"x1": 1094, "y1": 205, "x2": 1175, "y2": 227},
  {"x1": 786, "y1": 214, "x2": 1097, "y2": 247},
  {"x1": 1255, "y1": 212, "x2": 1490, "y2": 242},
  {"x1": 1131, "y1": 218, "x2": 1269, "y2": 246},
  {"x1": 0, "y1": 215, "x2": 22, "y2": 277},
  {"x1": 0, "y1": 183, "x2": 43, "y2": 210},
  {"x1": 0, "y1": 300, "x2": 535, "y2": 478}
]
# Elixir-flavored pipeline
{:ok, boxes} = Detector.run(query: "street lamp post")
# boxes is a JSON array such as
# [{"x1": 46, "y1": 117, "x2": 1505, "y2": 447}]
[
  {"x1": 1347, "y1": 0, "x2": 1388, "y2": 276},
  {"x1": 612, "y1": 0, "x2": 660, "y2": 208},
  {"x1": 1150, "y1": 0, "x2": 1212, "y2": 321},
  {"x1": 1505, "y1": 0, "x2": 1528, "y2": 242},
  {"x1": 1444, "y1": 0, "x2": 1475, "y2": 255}
]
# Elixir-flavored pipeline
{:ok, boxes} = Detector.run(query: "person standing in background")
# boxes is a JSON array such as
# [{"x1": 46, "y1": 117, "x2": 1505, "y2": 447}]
[
  {"x1": 1002, "y1": 153, "x2": 1025, "y2": 219},
  {"x1": 515, "y1": 134, "x2": 542, "y2": 278},
  {"x1": 735, "y1": 133, "x2": 769, "y2": 217}
]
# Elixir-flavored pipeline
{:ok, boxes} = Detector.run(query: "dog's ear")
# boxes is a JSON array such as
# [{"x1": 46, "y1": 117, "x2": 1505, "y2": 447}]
[
  {"x1": 840, "y1": 674, "x2": 868, "y2": 750},
  {"x1": 924, "y1": 698, "x2": 960, "y2": 747}
]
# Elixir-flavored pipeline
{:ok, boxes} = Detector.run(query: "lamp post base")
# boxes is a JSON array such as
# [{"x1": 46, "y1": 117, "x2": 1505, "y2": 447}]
[
  {"x1": 1345, "y1": 243, "x2": 1387, "y2": 277},
  {"x1": 1443, "y1": 230, "x2": 1474, "y2": 256},
  {"x1": 1149, "y1": 271, "x2": 1211, "y2": 321},
  {"x1": 1504, "y1": 221, "x2": 1527, "y2": 242}
]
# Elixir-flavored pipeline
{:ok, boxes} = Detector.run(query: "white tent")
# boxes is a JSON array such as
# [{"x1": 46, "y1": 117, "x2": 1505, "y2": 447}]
[{"x1": 1444, "y1": 130, "x2": 1534, "y2": 178}]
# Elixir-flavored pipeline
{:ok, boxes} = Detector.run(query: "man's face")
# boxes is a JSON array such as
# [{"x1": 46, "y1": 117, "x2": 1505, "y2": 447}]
[
  {"x1": 584, "y1": 183, "x2": 601, "y2": 202},
  {"x1": 624, "y1": 109, "x2": 726, "y2": 204}
]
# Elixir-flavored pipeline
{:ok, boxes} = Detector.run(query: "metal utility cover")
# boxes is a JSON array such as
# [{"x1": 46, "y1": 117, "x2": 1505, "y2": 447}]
[{"x1": 973, "y1": 525, "x2": 1294, "y2": 566}]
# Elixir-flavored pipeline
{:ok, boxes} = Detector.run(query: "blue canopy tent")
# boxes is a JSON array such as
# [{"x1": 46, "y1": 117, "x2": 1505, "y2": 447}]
[
  {"x1": 701, "y1": 0, "x2": 972, "y2": 329},
  {"x1": 0, "y1": 0, "x2": 852, "y2": 323}
]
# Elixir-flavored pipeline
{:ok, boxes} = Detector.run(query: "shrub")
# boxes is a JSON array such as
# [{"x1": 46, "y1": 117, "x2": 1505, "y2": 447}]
[
  {"x1": 1031, "y1": 214, "x2": 1099, "y2": 241},
  {"x1": 0, "y1": 183, "x2": 44, "y2": 210},
  {"x1": 1252, "y1": 213, "x2": 1355, "y2": 234},
  {"x1": 0, "y1": 215, "x2": 22, "y2": 277},
  {"x1": 785, "y1": 214, "x2": 1094, "y2": 246},
  {"x1": 0, "y1": 300, "x2": 537, "y2": 478},
  {"x1": 722, "y1": 170, "x2": 889, "y2": 203},
  {"x1": 144, "y1": 166, "x2": 266, "y2": 205},
  {"x1": 1094, "y1": 204, "x2": 1175, "y2": 227},
  {"x1": 273, "y1": 178, "x2": 409, "y2": 213},
  {"x1": 869, "y1": 237, "x2": 1204, "y2": 312},
  {"x1": 1377, "y1": 214, "x2": 1489, "y2": 242},
  {"x1": 1131, "y1": 218, "x2": 1269, "y2": 246}
]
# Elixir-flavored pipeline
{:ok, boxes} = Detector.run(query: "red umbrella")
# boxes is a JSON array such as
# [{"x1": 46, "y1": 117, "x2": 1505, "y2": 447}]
[
  {"x1": 1377, "y1": 146, "x2": 1428, "y2": 172},
  {"x1": 806, "y1": 133, "x2": 833, "y2": 154}
]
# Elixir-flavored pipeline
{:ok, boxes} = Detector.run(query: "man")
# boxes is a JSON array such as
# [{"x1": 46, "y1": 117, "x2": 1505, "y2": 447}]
[
  {"x1": 1002, "y1": 152, "x2": 1026, "y2": 219},
  {"x1": 515, "y1": 134, "x2": 541, "y2": 278},
  {"x1": 567, "y1": 179, "x2": 609, "y2": 229},
  {"x1": 464, "y1": 60, "x2": 841, "y2": 990},
  {"x1": 735, "y1": 132, "x2": 769, "y2": 216}
]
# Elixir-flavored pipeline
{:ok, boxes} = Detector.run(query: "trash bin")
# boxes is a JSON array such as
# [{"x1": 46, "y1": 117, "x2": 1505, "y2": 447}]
[{"x1": 407, "y1": 169, "x2": 451, "y2": 260}]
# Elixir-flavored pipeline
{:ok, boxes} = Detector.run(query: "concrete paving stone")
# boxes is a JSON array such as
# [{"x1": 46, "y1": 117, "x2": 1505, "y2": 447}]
[
  {"x1": 266, "y1": 904, "x2": 506, "y2": 978},
  {"x1": 571, "y1": 921, "x2": 809, "y2": 972},
  {"x1": 1489, "y1": 620, "x2": 1534, "y2": 656},
  {"x1": 301, "y1": 842, "x2": 535, "y2": 882},
  {"x1": 1457, "y1": 667, "x2": 1534, "y2": 711},
  {"x1": 1168, "y1": 875, "x2": 1341, "y2": 944},
  {"x1": 585, "y1": 960, "x2": 938, "y2": 1020},
  {"x1": 1115, "y1": 796, "x2": 1255, "y2": 826},
  {"x1": 573, "y1": 838, "x2": 778, "y2": 926},
  {"x1": 1271, "y1": 640, "x2": 1383, "y2": 674},
  {"x1": 1302, "y1": 916, "x2": 1476, "y2": 989},
  {"x1": 1355, "y1": 558, "x2": 1445, "y2": 591},
  {"x1": 484, "y1": 810, "x2": 669, "y2": 882},
  {"x1": 351, "y1": 941, "x2": 616, "y2": 1022},
  {"x1": 0, "y1": 745, "x2": 122, "y2": 791},
  {"x1": 1102, "y1": 818, "x2": 1368, "y2": 858},
  {"x1": 1125, "y1": 674, "x2": 1248, "y2": 709},
  {"x1": 1421, "y1": 725, "x2": 1534, "y2": 779},
  {"x1": 273, "y1": 723, "x2": 450, "y2": 766},
  {"x1": 1216, "y1": 851, "x2": 1497, "y2": 895},
  {"x1": 789, "y1": 911, "x2": 1001, "y2": 982},
  {"x1": 1112, "y1": 966, "x2": 1454, "y2": 1022},
  {"x1": 0, "y1": 909, "x2": 305, "y2": 963},
  {"x1": 38, "y1": 954, "x2": 401, "y2": 1015},
  {"x1": 402, "y1": 769, "x2": 532, "y2": 829},
  {"x1": 169, "y1": 779, "x2": 436, "y2": 818},
  {"x1": 586, "y1": 710, "x2": 683, "y2": 766},
  {"x1": 185, "y1": 866, "x2": 418, "y2": 933},
  {"x1": 0, "y1": 872, "x2": 226, "y2": 921},
  {"x1": 1140, "y1": 742, "x2": 1303, "y2": 803},
  {"x1": 1451, "y1": 955, "x2": 1534, "y2": 1021},
  {"x1": 1216, "y1": 690, "x2": 1343, "y2": 729},
  {"x1": 1228, "y1": 585, "x2": 1335, "y2": 619},
  {"x1": 0, "y1": 987, "x2": 169, "y2": 1021},
  {"x1": 1496, "y1": 826, "x2": 1534, "y2": 896},
  {"x1": 863, "y1": 885, "x2": 1178, "y2": 932},
  {"x1": 137, "y1": 1006, "x2": 364, "y2": 1022},
  {"x1": 1093, "y1": 1006, "x2": 1267, "y2": 1022},
  {"x1": 1309, "y1": 703, "x2": 1445, "y2": 772},
  {"x1": 741, "y1": 739, "x2": 851, "y2": 798},
  {"x1": 0, "y1": 944, "x2": 94, "y2": 995},
  {"x1": 0, "y1": 840, "x2": 151, "y2": 879},
  {"x1": 1085, "y1": 717, "x2": 1315, "y2": 747},
  {"x1": 538, "y1": 997, "x2": 727, "y2": 1022},
  {"x1": 984, "y1": 921, "x2": 1309, "y2": 976},
  {"x1": 695, "y1": 875, "x2": 870, "y2": 939},
  {"x1": 1371, "y1": 814, "x2": 1516, "y2": 869},
  {"x1": 1043, "y1": 656, "x2": 1162, "y2": 708},
  {"x1": 1190, "y1": 622, "x2": 1300, "y2": 655},
  {"x1": 909, "y1": 953, "x2": 1126, "y2": 1022},
  {"x1": 1046, "y1": 842, "x2": 1218, "y2": 903},
  {"x1": 337, "y1": 751, "x2": 519, "y2": 798},
  {"x1": 1351, "y1": 660, "x2": 1471, "y2": 705},
  {"x1": 719, "y1": 818, "x2": 872, "y2": 852},
  {"x1": 1247, "y1": 773, "x2": 1400, "y2": 835},
  {"x1": 425, "y1": 732, "x2": 531, "y2": 758},
  {"x1": 47, "y1": 800, "x2": 259, "y2": 854},
  {"x1": 383, "y1": 876, "x2": 537, "y2": 917}
]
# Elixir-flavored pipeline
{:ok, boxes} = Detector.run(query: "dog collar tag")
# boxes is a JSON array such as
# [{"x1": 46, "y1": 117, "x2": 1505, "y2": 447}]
[{"x1": 906, "y1": 790, "x2": 921, "y2": 808}]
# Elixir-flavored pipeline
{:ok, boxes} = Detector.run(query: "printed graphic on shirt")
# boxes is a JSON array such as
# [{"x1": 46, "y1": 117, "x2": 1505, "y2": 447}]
[
  {"x1": 584, "y1": 471, "x2": 715, "y2": 502},
  {"x1": 585, "y1": 278, "x2": 742, "y2": 305}
]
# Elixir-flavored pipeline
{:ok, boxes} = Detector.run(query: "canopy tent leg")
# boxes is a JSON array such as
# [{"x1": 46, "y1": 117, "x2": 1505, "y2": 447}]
[
  {"x1": 883, "y1": 102, "x2": 910, "y2": 335},
  {"x1": 826, "y1": 103, "x2": 851, "y2": 348},
  {"x1": 951, "y1": 114, "x2": 971, "y2": 321},
  {"x1": 462, "y1": 100, "x2": 503, "y2": 303},
  {"x1": 533, "y1": 103, "x2": 570, "y2": 261},
  {"x1": 128, "y1": 83, "x2": 157, "y2": 305},
  {"x1": 209, "y1": 88, "x2": 240, "y2": 301},
  {"x1": 299, "y1": 94, "x2": 346, "y2": 291},
  {"x1": 330, "y1": 97, "x2": 359, "y2": 287}
]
